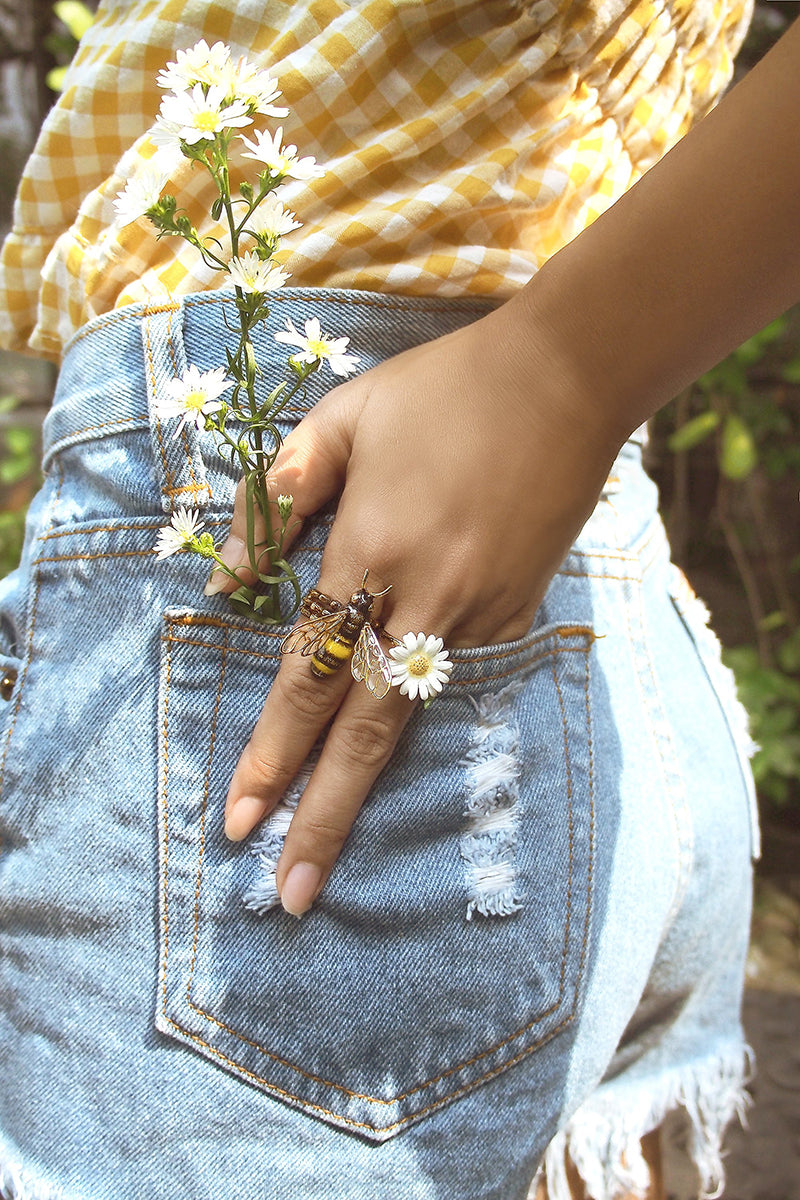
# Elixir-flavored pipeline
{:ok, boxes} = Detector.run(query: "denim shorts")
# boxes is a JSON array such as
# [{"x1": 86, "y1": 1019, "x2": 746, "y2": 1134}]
[{"x1": 0, "y1": 290, "x2": 757, "y2": 1200}]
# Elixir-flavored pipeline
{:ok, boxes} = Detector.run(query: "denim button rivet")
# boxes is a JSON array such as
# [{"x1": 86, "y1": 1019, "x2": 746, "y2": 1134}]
[{"x1": 1, "y1": 669, "x2": 17, "y2": 700}]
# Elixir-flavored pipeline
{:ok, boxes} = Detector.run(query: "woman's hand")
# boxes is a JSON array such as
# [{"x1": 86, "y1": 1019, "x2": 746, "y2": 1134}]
[{"x1": 217, "y1": 291, "x2": 627, "y2": 915}]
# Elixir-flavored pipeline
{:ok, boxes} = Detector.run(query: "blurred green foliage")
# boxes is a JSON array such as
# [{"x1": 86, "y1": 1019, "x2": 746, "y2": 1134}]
[
  {"x1": 727, "y1": 629, "x2": 800, "y2": 807},
  {"x1": 0, "y1": 396, "x2": 40, "y2": 579},
  {"x1": 45, "y1": 1, "x2": 94, "y2": 92},
  {"x1": 658, "y1": 309, "x2": 800, "y2": 814}
]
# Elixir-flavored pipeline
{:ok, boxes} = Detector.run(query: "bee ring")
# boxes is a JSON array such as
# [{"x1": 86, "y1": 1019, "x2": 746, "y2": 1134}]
[{"x1": 280, "y1": 569, "x2": 454, "y2": 703}]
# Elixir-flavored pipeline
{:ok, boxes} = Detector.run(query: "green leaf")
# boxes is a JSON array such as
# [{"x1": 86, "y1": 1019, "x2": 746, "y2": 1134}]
[
  {"x1": 46, "y1": 66, "x2": 68, "y2": 93},
  {"x1": 54, "y1": 1, "x2": 95, "y2": 39},
  {"x1": 759, "y1": 733, "x2": 800, "y2": 777},
  {"x1": 758, "y1": 611, "x2": 787, "y2": 633},
  {"x1": 757, "y1": 707, "x2": 798, "y2": 738},
  {"x1": 723, "y1": 645, "x2": 761, "y2": 674},
  {"x1": 781, "y1": 359, "x2": 800, "y2": 385},
  {"x1": 720, "y1": 413, "x2": 758, "y2": 480},
  {"x1": 778, "y1": 628, "x2": 800, "y2": 674},
  {"x1": 4, "y1": 427, "x2": 34, "y2": 456},
  {"x1": 697, "y1": 357, "x2": 748, "y2": 398},
  {"x1": 667, "y1": 410, "x2": 720, "y2": 452},
  {"x1": 0, "y1": 455, "x2": 35, "y2": 484},
  {"x1": 735, "y1": 315, "x2": 787, "y2": 365}
]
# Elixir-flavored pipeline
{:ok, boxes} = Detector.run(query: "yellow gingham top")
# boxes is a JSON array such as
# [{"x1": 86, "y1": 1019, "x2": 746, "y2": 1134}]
[{"x1": 0, "y1": 0, "x2": 752, "y2": 362}]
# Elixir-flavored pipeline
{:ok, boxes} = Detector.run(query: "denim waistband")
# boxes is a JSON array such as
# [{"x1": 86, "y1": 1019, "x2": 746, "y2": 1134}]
[{"x1": 42, "y1": 288, "x2": 646, "y2": 475}]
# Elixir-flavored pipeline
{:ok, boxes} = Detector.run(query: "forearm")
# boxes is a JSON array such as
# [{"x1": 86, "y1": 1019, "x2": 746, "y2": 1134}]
[{"x1": 516, "y1": 15, "x2": 800, "y2": 439}]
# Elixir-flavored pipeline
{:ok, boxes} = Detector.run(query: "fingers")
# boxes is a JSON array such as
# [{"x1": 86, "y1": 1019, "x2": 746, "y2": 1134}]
[
  {"x1": 224, "y1": 552, "x2": 427, "y2": 916},
  {"x1": 207, "y1": 381, "x2": 362, "y2": 595},
  {"x1": 276, "y1": 684, "x2": 414, "y2": 916},
  {"x1": 225, "y1": 635, "x2": 415, "y2": 919},
  {"x1": 224, "y1": 642, "x2": 355, "y2": 839},
  {"x1": 203, "y1": 474, "x2": 268, "y2": 595}
]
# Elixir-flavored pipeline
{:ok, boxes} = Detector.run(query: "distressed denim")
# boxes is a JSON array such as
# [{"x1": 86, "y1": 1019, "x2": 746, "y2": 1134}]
[{"x1": 0, "y1": 291, "x2": 756, "y2": 1200}]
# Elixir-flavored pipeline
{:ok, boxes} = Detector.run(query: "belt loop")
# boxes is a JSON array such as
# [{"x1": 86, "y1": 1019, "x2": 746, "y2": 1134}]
[{"x1": 141, "y1": 300, "x2": 213, "y2": 513}]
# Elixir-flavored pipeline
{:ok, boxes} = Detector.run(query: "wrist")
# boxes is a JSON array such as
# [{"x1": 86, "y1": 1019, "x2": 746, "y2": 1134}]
[{"x1": 495, "y1": 273, "x2": 637, "y2": 459}]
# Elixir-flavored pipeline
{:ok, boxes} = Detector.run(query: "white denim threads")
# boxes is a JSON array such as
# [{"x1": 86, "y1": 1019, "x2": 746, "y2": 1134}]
[{"x1": 460, "y1": 681, "x2": 525, "y2": 919}]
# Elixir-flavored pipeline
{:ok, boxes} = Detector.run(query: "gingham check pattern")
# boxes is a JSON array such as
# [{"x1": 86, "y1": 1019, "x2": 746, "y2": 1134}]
[{"x1": 0, "y1": 0, "x2": 752, "y2": 361}]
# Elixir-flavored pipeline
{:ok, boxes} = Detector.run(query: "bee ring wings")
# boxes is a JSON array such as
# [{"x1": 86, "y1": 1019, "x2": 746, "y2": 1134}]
[{"x1": 281, "y1": 587, "x2": 395, "y2": 699}]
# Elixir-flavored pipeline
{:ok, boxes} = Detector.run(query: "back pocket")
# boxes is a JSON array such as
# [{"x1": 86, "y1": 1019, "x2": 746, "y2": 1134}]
[{"x1": 156, "y1": 609, "x2": 597, "y2": 1139}]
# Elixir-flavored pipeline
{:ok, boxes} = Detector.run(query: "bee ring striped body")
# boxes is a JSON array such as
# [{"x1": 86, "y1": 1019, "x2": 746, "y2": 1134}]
[{"x1": 280, "y1": 570, "x2": 398, "y2": 699}]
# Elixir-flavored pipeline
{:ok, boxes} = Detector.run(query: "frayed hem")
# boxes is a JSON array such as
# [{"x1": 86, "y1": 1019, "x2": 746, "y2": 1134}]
[
  {"x1": 531, "y1": 1042, "x2": 753, "y2": 1200},
  {"x1": 0, "y1": 1140, "x2": 64, "y2": 1200}
]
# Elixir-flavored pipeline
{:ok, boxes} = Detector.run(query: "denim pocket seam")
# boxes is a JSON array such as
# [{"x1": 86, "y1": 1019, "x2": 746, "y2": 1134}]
[
  {"x1": 161, "y1": 610, "x2": 597, "y2": 680},
  {"x1": 161, "y1": 627, "x2": 596, "y2": 686},
  {"x1": 36, "y1": 516, "x2": 232, "y2": 543},
  {"x1": 32, "y1": 548, "x2": 157, "y2": 565},
  {"x1": 144, "y1": 309, "x2": 192, "y2": 505},
  {"x1": 158, "y1": 615, "x2": 595, "y2": 1132}
]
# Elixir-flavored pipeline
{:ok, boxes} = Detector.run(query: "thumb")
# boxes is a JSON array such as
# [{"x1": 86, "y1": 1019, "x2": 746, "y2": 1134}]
[{"x1": 206, "y1": 378, "x2": 364, "y2": 595}]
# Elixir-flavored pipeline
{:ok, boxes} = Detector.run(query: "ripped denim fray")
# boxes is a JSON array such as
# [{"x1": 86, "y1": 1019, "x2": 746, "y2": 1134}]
[
  {"x1": 241, "y1": 755, "x2": 318, "y2": 914},
  {"x1": 530, "y1": 1042, "x2": 753, "y2": 1200},
  {"x1": 460, "y1": 680, "x2": 525, "y2": 920},
  {"x1": 0, "y1": 1133, "x2": 63, "y2": 1200}
]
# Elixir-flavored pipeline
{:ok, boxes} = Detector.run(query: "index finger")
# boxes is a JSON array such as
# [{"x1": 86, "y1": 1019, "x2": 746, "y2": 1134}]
[
  {"x1": 223, "y1": 635, "x2": 353, "y2": 840},
  {"x1": 223, "y1": 561, "x2": 394, "y2": 837},
  {"x1": 274, "y1": 677, "x2": 416, "y2": 916}
]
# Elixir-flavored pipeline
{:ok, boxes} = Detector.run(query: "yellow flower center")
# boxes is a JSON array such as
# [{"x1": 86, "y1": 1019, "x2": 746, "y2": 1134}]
[
  {"x1": 307, "y1": 337, "x2": 329, "y2": 358},
  {"x1": 185, "y1": 389, "x2": 207, "y2": 412},
  {"x1": 194, "y1": 109, "x2": 220, "y2": 132},
  {"x1": 407, "y1": 653, "x2": 432, "y2": 677}
]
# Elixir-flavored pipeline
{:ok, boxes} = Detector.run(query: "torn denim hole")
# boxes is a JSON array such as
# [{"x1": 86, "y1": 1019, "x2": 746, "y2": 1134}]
[
  {"x1": 530, "y1": 1043, "x2": 754, "y2": 1200},
  {"x1": 0, "y1": 1136, "x2": 63, "y2": 1200},
  {"x1": 241, "y1": 752, "x2": 318, "y2": 915},
  {"x1": 460, "y1": 679, "x2": 524, "y2": 920}
]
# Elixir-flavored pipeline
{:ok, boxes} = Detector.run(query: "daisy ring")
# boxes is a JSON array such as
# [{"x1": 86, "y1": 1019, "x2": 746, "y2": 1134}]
[{"x1": 389, "y1": 633, "x2": 453, "y2": 702}]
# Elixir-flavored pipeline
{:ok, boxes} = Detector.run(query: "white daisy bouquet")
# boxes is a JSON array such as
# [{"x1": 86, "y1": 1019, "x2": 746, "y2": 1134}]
[{"x1": 115, "y1": 39, "x2": 359, "y2": 623}]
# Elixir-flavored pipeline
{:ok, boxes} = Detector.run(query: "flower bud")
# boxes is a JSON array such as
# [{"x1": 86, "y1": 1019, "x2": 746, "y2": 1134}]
[{"x1": 277, "y1": 493, "x2": 293, "y2": 519}]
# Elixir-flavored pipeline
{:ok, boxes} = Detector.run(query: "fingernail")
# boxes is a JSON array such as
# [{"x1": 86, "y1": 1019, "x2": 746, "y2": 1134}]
[
  {"x1": 204, "y1": 535, "x2": 246, "y2": 596},
  {"x1": 203, "y1": 572, "x2": 228, "y2": 596},
  {"x1": 280, "y1": 862, "x2": 323, "y2": 917},
  {"x1": 225, "y1": 795, "x2": 266, "y2": 842}
]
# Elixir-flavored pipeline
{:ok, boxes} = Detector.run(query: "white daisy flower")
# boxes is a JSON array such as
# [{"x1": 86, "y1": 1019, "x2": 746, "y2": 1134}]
[
  {"x1": 154, "y1": 364, "x2": 234, "y2": 437},
  {"x1": 226, "y1": 252, "x2": 289, "y2": 294},
  {"x1": 113, "y1": 162, "x2": 171, "y2": 226},
  {"x1": 239, "y1": 127, "x2": 323, "y2": 181},
  {"x1": 274, "y1": 317, "x2": 360, "y2": 377},
  {"x1": 150, "y1": 116, "x2": 184, "y2": 154},
  {"x1": 223, "y1": 58, "x2": 289, "y2": 117},
  {"x1": 389, "y1": 633, "x2": 454, "y2": 702},
  {"x1": 158, "y1": 83, "x2": 252, "y2": 145},
  {"x1": 154, "y1": 507, "x2": 205, "y2": 560},
  {"x1": 244, "y1": 193, "x2": 301, "y2": 241},
  {"x1": 156, "y1": 40, "x2": 231, "y2": 92}
]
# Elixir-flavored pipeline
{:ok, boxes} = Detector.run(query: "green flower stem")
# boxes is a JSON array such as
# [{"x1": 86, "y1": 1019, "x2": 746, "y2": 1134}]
[
  {"x1": 159, "y1": 131, "x2": 324, "y2": 624},
  {"x1": 218, "y1": 150, "x2": 289, "y2": 617}
]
